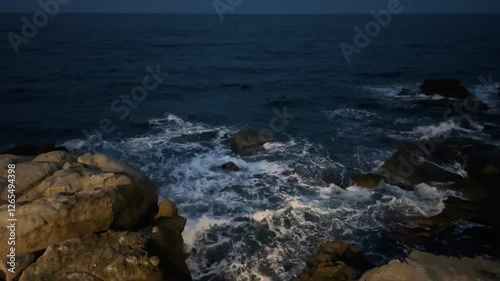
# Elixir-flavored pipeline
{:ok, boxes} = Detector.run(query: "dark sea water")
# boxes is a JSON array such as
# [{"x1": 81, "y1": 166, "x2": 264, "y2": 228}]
[{"x1": 1, "y1": 14, "x2": 500, "y2": 280}]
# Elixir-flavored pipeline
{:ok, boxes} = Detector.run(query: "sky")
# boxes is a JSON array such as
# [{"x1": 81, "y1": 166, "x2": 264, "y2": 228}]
[{"x1": 2, "y1": 0, "x2": 500, "y2": 14}]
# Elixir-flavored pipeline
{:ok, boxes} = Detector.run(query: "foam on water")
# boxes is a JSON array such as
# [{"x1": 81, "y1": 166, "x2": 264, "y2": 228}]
[
  {"x1": 322, "y1": 108, "x2": 378, "y2": 120},
  {"x1": 412, "y1": 120, "x2": 469, "y2": 139},
  {"x1": 62, "y1": 113, "x2": 453, "y2": 281}
]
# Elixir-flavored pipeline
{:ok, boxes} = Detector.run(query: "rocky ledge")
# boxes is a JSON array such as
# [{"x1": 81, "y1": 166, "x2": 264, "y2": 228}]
[
  {"x1": 0, "y1": 149, "x2": 191, "y2": 281},
  {"x1": 296, "y1": 240, "x2": 500, "y2": 281}
]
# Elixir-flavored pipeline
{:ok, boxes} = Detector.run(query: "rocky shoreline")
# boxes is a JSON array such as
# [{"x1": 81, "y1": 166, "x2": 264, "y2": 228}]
[
  {"x1": 1, "y1": 79, "x2": 500, "y2": 280},
  {"x1": 0, "y1": 150, "x2": 190, "y2": 281}
]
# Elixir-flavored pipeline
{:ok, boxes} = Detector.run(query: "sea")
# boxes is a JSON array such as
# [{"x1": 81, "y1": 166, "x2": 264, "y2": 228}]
[{"x1": 1, "y1": 14, "x2": 499, "y2": 280}]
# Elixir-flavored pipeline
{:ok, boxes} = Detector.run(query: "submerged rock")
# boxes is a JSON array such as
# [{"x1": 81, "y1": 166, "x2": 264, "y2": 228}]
[
  {"x1": 349, "y1": 173, "x2": 383, "y2": 188},
  {"x1": 417, "y1": 79, "x2": 489, "y2": 112},
  {"x1": 321, "y1": 169, "x2": 343, "y2": 186},
  {"x1": 293, "y1": 240, "x2": 373, "y2": 281},
  {"x1": 230, "y1": 130, "x2": 274, "y2": 156},
  {"x1": 381, "y1": 138, "x2": 499, "y2": 191},
  {"x1": 398, "y1": 88, "x2": 416, "y2": 96},
  {"x1": 359, "y1": 251, "x2": 500, "y2": 281},
  {"x1": 420, "y1": 79, "x2": 471, "y2": 99},
  {"x1": 221, "y1": 161, "x2": 240, "y2": 171}
]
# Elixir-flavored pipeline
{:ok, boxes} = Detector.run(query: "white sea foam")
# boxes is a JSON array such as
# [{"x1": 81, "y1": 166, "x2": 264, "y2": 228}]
[
  {"x1": 59, "y1": 113, "x2": 454, "y2": 281},
  {"x1": 322, "y1": 108, "x2": 378, "y2": 120},
  {"x1": 412, "y1": 120, "x2": 468, "y2": 139}
]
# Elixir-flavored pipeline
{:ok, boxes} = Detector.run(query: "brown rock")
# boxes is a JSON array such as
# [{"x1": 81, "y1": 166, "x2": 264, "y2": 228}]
[
  {"x1": 220, "y1": 162, "x2": 240, "y2": 171},
  {"x1": 155, "y1": 199, "x2": 179, "y2": 219},
  {"x1": 78, "y1": 153, "x2": 145, "y2": 179},
  {"x1": 19, "y1": 231, "x2": 164, "y2": 281},
  {"x1": 293, "y1": 240, "x2": 373, "y2": 281},
  {"x1": 0, "y1": 161, "x2": 62, "y2": 204},
  {"x1": 230, "y1": 130, "x2": 274, "y2": 156},
  {"x1": 32, "y1": 151, "x2": 76, "y2": 163},
  {"x1": 350, "y1": 174, "x2": 383, "y2": 189},
  {"x1": 17, "y1": 164, "x2": 135, "y2": 203},
  {"x1": 359, "y1": 251, "x2": 500, "y2": 281},
  {"x1": 0, "y1": 182, "x2": 157, "y2": 256},
  {"x1": 0, "y1": 253, "x2": 37, "y2": 281}
]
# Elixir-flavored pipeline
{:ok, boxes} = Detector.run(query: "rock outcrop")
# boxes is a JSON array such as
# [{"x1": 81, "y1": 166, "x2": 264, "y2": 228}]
[
  {"x1": 230, "y1": 130, "x2": 274, "y2": 156},
  {"x1": 420, "y1": 79, "x2": 472, "y2": 99},
  {"x1": 349, "y1": 174, "x2": 383, "y2": 189},
  {"x1": 359, "y1": 251, "x2": 500, "y2": 281},
  {"x1": 220, "y1": 161, "x2": 240, "y2": 171},
  {"x1": 0, "y1": 151, "x2": 191, "y2": 281},
  {"x1": 380, "y1": 138, "x2": 500, "y2": 256},
  {"x1": 293, "y1": 240, "x2": 373, "y2": 281}
]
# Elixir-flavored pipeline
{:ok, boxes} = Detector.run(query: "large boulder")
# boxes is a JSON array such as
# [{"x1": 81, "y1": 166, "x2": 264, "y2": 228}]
[
  {"x1": 32, "y1": 151, "x2": 76, "y2": 163},
  {"x1": 0, "y1": 152, "x2": 191, "y2": 280},
  {"x1": 154, "y1": 199, "x2": 187, "y2": 233},
  {"x1": 349, "y1": 174, "x2": 383, "y2": 189},
  {"x1": 381, "y1": 138, "x2": 500, "y2": 257},
  {"x1": 0, "y1": 161, "x2": 62, "y2": 203},
  {"x1": 17, "y1": 163, "x2": 136, "y2": 202},
  {"x1": 0, "y1": 177, "x2": 157, "y2": 256},
  {"x1": 293, "y1": 240, "x2": 373, "y2": 281},
  {"x1": 78, "y1": 153, "x2": 145, "y2": 179},
  {"x1": 359, "y1": 251, "x2": 500, "y2": 281},
  {"x1": 381, "y1": 138, "x2": 499, "y2": 192},
  {"x1": 229, "y1": 130, "x2": 274, "y2": 156},
  {"x1": 418, "y1": 79, "x2": 489, "y2": 112},
  {"x1": 220, "y1": 161, "x2": 240, "y2": 171},
  {"x1": 420, "y1": 79, "x2": 471, "y2": 99},
  {"x1": 321, "y1": 169, "x2": 343, "y2": 187},
  {"x1": 18, "y1": 231, "x2": 179, "y2": 281},
  {"x1": 0, "y1": 253, "x2": 38, "y2": 281}
]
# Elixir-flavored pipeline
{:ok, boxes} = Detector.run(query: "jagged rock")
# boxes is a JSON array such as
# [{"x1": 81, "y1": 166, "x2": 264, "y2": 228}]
[
  {"x1": 0, "y1": 252, "x2": 37, "y2": 281},
  {"x1": 17, "y1": 164, "x2": 135, "y2": 202},
  {"x1": 418, "y1": 79, "x2": 489, "y2": 112},
  {"x1": 0, "y1": 161, "x2": 62, "y2": 203},
  {"x1": 18, "y1": 231, "x2": 179, "y2": 281},
  {"x1": 32, "y1": 151, "x2": 76, "y2": 163},
  {"x1": 143, "y1": 220, "x2": 192, "y2": 281},
  {"x1": 154, "y1": 200, "x2": 187, "y2": 233},
  {"x1": 321, "y1": 169, "x2": 343, "y2": 186},
  {"x1": 78, "y1": 153, "x2": 145, "y2": 179},
  {"x1": 0, "y1": 155, "x2": 34, "y2": 177},
  {"x1": 155, "y1": 199, "x2": 179, "y2": 219},
  {"x1": 0, "y1": 182, "x2": 157, "y2": 256},
  {"x1": 349, "y1": 174, "x2": 383, "y2": 188},
  {"x1": 230, "y1": 130, "x2": 274, "y2": 156},
  {"x1": 220, "y1": 162, "x2": 240, "y2": 171},
  {"x1": 381, "y1": 138, "x2": 499, "y2": 191},
  {"x1": 0, "y1": 152, "x2": 191, "y2": 280},
  {"x1": 359, "y1": 251, "x2": 500, "y2": 281},
  {"x1": 1, "y1": 144, "x2": 69, "y2": 156},
  {"x1": 382, "y1": 217, "x2": 456, "y2": 249},
  {"x1": 293, "y1": 240, "x2": 373, "y2": 281},
  {"x1": 420, "y1": 79, "x2": 472, "y2": 99}
]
